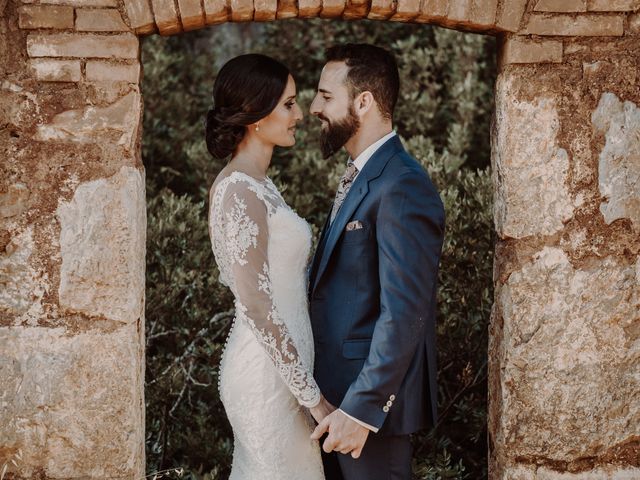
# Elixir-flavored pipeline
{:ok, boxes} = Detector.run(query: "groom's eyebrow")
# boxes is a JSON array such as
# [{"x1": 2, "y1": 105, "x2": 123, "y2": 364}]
[{"x1": 318, "y1": 89, "x2": 332, "y2": 95}]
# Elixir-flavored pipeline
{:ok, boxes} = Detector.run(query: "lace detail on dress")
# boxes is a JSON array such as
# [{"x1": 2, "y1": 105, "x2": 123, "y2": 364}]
[{"x1": 209, "y1": 172, "x2": 321, "y2": 408}]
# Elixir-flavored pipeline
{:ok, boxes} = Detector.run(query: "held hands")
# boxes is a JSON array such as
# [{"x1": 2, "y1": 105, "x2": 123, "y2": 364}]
[
  {"x1": 310, "y1": 409, "x2": 370, "y2": 459},
  {"x1": 309, "y1": 395, "x2": 337, "y2": 424}
]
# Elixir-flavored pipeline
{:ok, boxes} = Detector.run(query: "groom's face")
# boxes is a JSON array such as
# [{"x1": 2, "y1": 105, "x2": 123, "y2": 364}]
[{"x1": 310, "y1": 62, "x2": 360, "y2": 159}]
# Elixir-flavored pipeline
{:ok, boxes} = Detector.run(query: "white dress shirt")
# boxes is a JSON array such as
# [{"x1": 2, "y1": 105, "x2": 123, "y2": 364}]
[{"x1": 336, "y1": 130, "x2": 397, "y2": 434}]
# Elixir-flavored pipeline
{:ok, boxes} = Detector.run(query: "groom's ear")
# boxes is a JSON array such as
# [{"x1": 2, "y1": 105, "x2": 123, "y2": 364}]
[{"x1": 354, "y1": 91, "x2": 375, "y2": 117}]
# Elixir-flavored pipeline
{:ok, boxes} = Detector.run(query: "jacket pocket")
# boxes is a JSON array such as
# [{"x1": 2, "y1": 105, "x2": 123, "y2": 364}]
[{"x1": 342, "y1": 338, "x2": 372, "y2": 359}]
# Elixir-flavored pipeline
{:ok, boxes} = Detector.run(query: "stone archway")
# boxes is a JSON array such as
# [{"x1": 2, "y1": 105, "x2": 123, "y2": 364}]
[{"x1": 1, "y1": 0, "x2": 638, "y2": 478}]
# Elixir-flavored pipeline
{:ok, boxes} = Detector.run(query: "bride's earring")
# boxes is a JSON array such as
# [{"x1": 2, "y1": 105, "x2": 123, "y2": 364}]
[{"x1": 255, "y1": 123, "x2": 260, "y2": 132}]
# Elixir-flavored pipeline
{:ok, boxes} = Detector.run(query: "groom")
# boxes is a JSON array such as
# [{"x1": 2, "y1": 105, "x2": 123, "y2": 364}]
[{"x1": 307, "y1": 44, "x2": 446, "y2": 479}]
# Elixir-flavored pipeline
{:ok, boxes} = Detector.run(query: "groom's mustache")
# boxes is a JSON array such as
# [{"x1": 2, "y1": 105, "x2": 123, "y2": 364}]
[{"x1": 317, "y1": 113, "x2": 331, "y2": 125}]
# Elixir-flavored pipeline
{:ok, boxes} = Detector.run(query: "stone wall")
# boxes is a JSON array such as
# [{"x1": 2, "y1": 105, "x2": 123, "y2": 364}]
[{"x1": 0, "y1": 0, "x2": 638, "y2": 478}]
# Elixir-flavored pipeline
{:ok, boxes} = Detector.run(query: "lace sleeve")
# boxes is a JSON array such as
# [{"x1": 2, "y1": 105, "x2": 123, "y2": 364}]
[{"x1": 221, "y1": 180, "x2": 321, "y2": 408}]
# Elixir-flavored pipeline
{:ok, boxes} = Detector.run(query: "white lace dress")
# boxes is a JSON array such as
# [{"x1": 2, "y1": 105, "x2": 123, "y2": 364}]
[{"x1": 208, "y1": 171, "x2": 325, "y2": 480}]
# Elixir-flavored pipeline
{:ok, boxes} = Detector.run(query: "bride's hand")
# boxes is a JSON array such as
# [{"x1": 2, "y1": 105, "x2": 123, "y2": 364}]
[{"x1": 309, "y1": 395, "x2": 336, "y2": 424}]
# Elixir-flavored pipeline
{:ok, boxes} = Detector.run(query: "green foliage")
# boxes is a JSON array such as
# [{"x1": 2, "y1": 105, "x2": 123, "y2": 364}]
[{"x1": 142, "y1": 19, "x2": 495, "y2": 480}]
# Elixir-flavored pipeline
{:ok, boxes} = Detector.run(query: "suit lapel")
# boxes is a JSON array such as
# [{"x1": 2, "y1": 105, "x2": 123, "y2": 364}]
[{"x1": 311, "y1": 135, "x2": 404, "y2": 294}]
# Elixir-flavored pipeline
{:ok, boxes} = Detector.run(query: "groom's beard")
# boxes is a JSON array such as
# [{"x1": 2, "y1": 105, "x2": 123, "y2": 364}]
[{"x1": 319, "y1": 107, "x2": 360, "y2": 159}]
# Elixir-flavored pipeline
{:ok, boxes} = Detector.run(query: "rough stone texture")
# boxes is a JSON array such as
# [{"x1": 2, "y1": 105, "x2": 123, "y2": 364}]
[
  {"x1": 177, "y1": 0, "x2": 206, "y2": 30},
  {"x1": 319, "y1": 0, "x2": 345, "y2": 17},
  {"x1": 525, "y1": 14, "x2": 625, "y2": 36},
  {"x1": 55, "y1": 166, "x2": 145, "y2": 324},
  {"x1": 18, "y1": 4, "x2": 74, "y2": 29},
  {"x1": 151, "y1": 0, "x2": 182, "y2": 34},
  {"x1": 37, "y1": 0, "x2": 117, "y2": 6},
  {"x1": 29, "y1": 58, "x2": 82, "y2": 82},
  {"x1": 592, "y1": 92, "x2": 640, "y2": 232},
  {"x1": 85, "y1": 60, "x2": 141, "y2": 82},
  {"x1": 254, "y1": 0, "x2": 277, "y2": 20},
  {"x1": 501, "y1": 37, "x2": 563, "y2": 65},
  {"x1": 276, "y1": 0, "x2": 297, "y2": 18},
  {"x1": 0, "y1": 183, "x2": 30, "y2": 218},
  {"x1": 496, "y1": 0, "x2": 526, "y2": 31},
  {"x1": 534, "y1": 0, "x2": 586, "y2": 12},
  {"x1": 231, "y1": 0, "x2": 254, "y2": 21},
  {"x1": 26, "y1": 32, "x2": 139, "y2": 59},
  {"x1": 0, "y1": 228, "x2": 48, "y2": 319},
  {"x1": 0, "y1": 322, "x2": 145, "y2": 478},
  {"x1": 35, "y1": 91, "x2": 141, "y2": 152},
  {"x1": 501, "y1": 466, "x2": 640, "y2": 479},
  {"x1": 390, "y1": 0, "x2": 420, "y2": 21},
  {"x1": 298, "y1": 0, "x2": 321, "y2": 18},
  {"x1": 367, "y1": 0, "x2": 394, "y2": 19},
  {"x1": 447, "y1": 0, "x2": 498, "y2": 26},
  {"x1": 122, "y1": 0, "x2": 156, "y2": 33},
  {"x1": 588, "y1": 0, "x2": 638, "y2": 11},
  {"x1": 203, "y1": 0, "x2": 227, "y2": 24},
  {"x1": 492, "y1": 72, "x2": 575, "y2": 239},
  {"x1": 493, "y1": 247, "x2": 639, "y2": 469},
  {"x1": 75, "y1": 8, "x2": 130, "y2": 31}
]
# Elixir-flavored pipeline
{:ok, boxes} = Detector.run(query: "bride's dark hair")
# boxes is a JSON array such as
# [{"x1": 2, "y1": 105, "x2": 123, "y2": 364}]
[{"x1": 205, "y1": 54, "x2": 290, "y2": 159}]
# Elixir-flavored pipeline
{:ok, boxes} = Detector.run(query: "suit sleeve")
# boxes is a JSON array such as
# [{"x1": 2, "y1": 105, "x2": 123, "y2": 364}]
[{"x1": 338, "y1": 170, "x2": 445, "y2": 430}]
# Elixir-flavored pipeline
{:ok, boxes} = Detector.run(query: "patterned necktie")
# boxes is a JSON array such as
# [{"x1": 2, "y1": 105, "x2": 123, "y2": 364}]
[{"x1": 330, "y1": 161, "x2": 359, "y2": 224}]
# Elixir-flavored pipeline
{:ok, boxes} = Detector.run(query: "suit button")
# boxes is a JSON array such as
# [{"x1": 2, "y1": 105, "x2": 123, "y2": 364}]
[
  {"x1": 386, "y1": 400, "x2": 393, "y2": 407},
  {"x1": 389, "y1": 394, "x2": 396, "y2": 401},
  {"x1": 382, "y1": 405, "x2": 390, "y2": 413}
]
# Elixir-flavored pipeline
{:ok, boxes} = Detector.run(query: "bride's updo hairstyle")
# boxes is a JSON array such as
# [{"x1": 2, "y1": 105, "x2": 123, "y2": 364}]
[{"x1": 205, "y1": 54, "x2": 290, "y2": 159}]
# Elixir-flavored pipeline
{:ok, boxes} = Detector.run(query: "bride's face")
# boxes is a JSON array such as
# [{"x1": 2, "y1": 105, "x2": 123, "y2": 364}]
[{"x1": 253, "y1": 75, "x2": 303, "y2": 148}]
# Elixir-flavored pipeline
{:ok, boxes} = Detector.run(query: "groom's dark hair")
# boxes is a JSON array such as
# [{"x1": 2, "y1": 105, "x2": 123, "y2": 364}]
[{"x1": 325, "y1": 43, "x2": 399, "y2": 120}]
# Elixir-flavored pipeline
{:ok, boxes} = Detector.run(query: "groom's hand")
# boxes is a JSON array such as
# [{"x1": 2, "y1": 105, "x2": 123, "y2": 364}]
[{"x1": 310, "y1": 410, "x2": 370, "y2": 459}]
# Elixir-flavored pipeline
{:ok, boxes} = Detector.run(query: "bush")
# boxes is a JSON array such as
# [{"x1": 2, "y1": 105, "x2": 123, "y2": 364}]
[{"x1": 142, "y1": 20, "x2": 495, "y2": 480}]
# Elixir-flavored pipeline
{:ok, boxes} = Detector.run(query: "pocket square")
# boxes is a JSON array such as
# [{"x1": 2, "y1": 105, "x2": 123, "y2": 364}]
[{"x1": 345, "y1": 220, "x2": 364, "y2": 231}]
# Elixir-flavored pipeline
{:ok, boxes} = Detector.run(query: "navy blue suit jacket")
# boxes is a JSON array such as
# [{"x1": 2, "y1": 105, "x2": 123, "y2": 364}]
[{"x1": 308, "y1": 135, "x2": 445, "y2": 436}]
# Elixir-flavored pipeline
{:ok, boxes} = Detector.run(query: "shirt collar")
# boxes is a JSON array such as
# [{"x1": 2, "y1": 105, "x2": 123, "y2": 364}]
[{"x1": 350, "y1": 131, "x2": 397, "y2": 172}]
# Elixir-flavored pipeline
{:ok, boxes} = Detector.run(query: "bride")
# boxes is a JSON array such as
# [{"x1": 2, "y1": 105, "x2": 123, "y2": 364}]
[{"x1": 206, "y1": 54, "x2": 333, "y2": 479}]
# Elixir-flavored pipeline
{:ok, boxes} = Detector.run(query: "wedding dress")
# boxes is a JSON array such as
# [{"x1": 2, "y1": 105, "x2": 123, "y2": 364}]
[{"x1": 208, "y1": 171, "x2": 325, "y2": 480}]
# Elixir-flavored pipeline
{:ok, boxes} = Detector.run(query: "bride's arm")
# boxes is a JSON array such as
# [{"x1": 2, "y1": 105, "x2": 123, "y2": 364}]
[{"x1": 221, "y1": 180, "x2": 321, "y2": 408}]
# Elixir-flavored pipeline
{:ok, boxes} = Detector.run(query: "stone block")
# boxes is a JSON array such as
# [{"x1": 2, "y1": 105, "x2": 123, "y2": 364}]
[
  {"x1": 39, "y1": 0, "x2": 117, "y2": 6},
  {"x1": 367, "y1": 0, "x2": 394, "y2": 18},
  {"x1": 254, "y1": 0, "x2": 276, "y2": 19},
  {"x1": 26, "y1": 33, "x2": 139, "y2": 59},
  {"x1": 85, "y1": 60, "x2": 141, "y2": 82},
  {"x1": 18, "y1": 5, "x2": 74, "y2": 29},
  {"x1": 319, "y1": 0, "x2": 345, "y2": 17},
  {"x1": 390, "y1": 0, "x2": 420, "y2": 20},
  {"x1": 55, "y1": 166, "x2": 145, "y2": 323},
  {"x1": 35, "y1": 89, "x2": 141, "y2": 151},
  {"x1": 298, "y1": 0, "x2": 321, "y2": 18},
  {"x1": 203, "y1": 0, "x2": 228, "y2": 24},
  {"x1": 496, "y1": 0, "x2": 526, "y2": 31},
  {"x1": 29, "y1": 58, "x2": 81, "y2": 82},
  {"x1": 492, "y1": 72, "x2": 575, "y2": 239},
  {"x1": 276, "y1": 0, "x2": 297, "y2": 18},
  {"x1": 343, "y1": 0, "x2": 369, "y2": 19},
  {"x1": 495, "y1": 248, "x2": 639, "y2": 461},
  {"x1": 177, "y1": 0, "x2": 206, "y2": 30},
  {"x1": 534, "y1": 0, "x2": 586, "y2": 12},
  {"x1": 415, "y1": 0, "x2": 447, "y2": 22},
  {"x1": 525, "y1": 14, "x2": 624, "y2": 36},
  {"x1": 75, "y1": 8, "x2": 130, "y2": 31},
  {"x1": 0, "y1": 323, "x2": 144, "y2": 478},
  {"x1": 151, "y1": 0, "x2": 182, "y2": 34},
  {"x1": 501, "y1": 37, "x2": 563, "y2": 64},
  {"x1": 592, "y1": 92, "x2": 640, "y2": 232},
  {"x1": 122, "y1": 0, "x2": 156, "y2": 33},
  {"x1": 0, "y1": 228, "x2": 46, "y2": 318},
  {"x1": 588, "y1": 0, "x2": 638, "y2": 11},
  {"x1": 319, "y1": 0, "x2": 345, "y2": 16},
  {"x1": 448, "y1": 0, "x2": 498, "y2": 26},
  {"x1": 230, "y1": 0, "x2": 254, "y2": 20},
  {"x1": 0, "y1": 183, "x2": 30, "y2": 218},
  {"x1": 630, "y1": 13, "x2": 640, "y2": 34}
]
